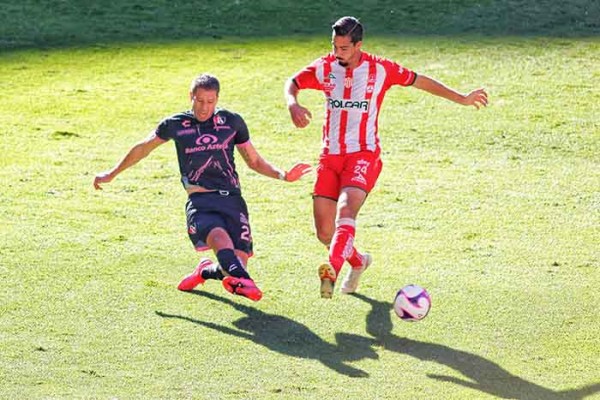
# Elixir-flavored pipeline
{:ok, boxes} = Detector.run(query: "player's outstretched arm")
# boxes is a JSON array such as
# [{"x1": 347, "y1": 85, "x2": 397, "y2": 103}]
[
  {"x1": 236, "y1": 141, "x2": 312, "y2": 182},
  {"x1": 284, "y1": 78, "x2": 312, "y2": 128},
  {"x1": 93, "y1": 133, "x2": 166, "y2": 190},
  {"x1": 413, "y1": 74, "x2": 488, "y2": 109}
]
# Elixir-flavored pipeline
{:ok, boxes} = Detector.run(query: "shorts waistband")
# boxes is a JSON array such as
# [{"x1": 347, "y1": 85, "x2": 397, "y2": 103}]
[{"x1": 189, "y1": 189, "x2": 241, "y2": 198}]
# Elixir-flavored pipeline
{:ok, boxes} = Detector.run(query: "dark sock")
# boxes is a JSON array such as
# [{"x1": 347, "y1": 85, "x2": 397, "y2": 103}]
[
  {"x1": 216, "y1": 249, "x2": 250, "y2": 279},
  {"x1": 200, "y1": 264, "x2": 225, "y2": 280}
]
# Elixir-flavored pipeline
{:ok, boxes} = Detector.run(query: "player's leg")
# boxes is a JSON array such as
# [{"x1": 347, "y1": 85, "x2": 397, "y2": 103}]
[
  {"x1": 205, "y1": 227, "x2": 250, "y2": 279},
  {"x1": 216, "y1": 195, "x2": 262, "y2": 301},
  {"x1": 313, "y1": 196, "x2": 339, "y2": 298},
  {"x1": 206, "y1": 227, "x2": 262, "y2": 301},
  {"x1": 178, "y1": 193, "x2": 256, "y2": 299},
  {"x1": 312, "y1": 155, "x2": 343, "y2": 298},
  {"x1": 328, "y1": 187, "x2": 367, "y2": 274},
  {"x1": 313, "y1": 194, "x2": 370, "y2": 295},
  {"x1": 336, "y1": 152, "x2": 382, "y2": 294},
  {"x1": 178, "y1": 196, "x2": 226, "y2": 291},
  {"x1": 313, "y1": 196, "x2": 337, "y2": 246}
]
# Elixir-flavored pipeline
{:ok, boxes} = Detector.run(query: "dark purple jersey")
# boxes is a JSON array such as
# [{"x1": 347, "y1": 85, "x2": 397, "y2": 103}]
[{"x1": 155, "y1": 109, "x2": 250, "y2": 192}]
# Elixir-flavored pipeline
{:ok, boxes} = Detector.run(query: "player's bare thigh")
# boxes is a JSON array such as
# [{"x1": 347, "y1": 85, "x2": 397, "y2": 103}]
[
  {"x1": 313, "y1": 196, "x2": 337, "y2": 245},
  {"x1": 336, "y1": 186, "x2": 368, "y2": 220}
]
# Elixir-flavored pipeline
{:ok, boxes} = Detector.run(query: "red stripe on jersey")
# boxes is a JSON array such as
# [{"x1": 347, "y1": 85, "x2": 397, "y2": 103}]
[
  {"x1": 338, "y1": 68, "x2": 354, "y2": 154},
  {"x1": 359, "y1": 61, "x2": 378, "y2": 151},
  {"x1": 322, "y1": 62, "x2": 332, "y2": 155}
]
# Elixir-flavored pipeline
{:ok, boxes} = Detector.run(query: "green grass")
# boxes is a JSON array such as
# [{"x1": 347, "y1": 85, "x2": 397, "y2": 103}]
[
  {"x1": 1, "y1": 1, "x2": 599, "y2": 399},
  {"x1": 0, "y1": 0, "x2": 598, "y2": 50}
]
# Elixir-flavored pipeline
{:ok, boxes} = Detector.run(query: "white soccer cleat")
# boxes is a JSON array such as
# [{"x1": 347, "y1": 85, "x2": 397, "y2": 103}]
[{"x1": 340, "y1": 253, "x2": 372, "y2": 294}]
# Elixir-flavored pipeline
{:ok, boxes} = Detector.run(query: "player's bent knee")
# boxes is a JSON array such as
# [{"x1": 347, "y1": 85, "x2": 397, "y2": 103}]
[{"x1": 316, "y1": 230, "x2": 333, "y2": 246}]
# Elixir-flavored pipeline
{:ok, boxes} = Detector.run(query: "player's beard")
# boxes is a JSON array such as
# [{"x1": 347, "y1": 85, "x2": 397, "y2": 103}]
[{"x1": 337, "y1": 58, "x2": 348, "y2": 67}]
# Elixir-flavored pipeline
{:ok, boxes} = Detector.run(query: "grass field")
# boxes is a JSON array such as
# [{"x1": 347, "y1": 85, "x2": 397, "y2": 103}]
[{"x1": 1, "y1": 1, "x2": 599, "y2": 399}]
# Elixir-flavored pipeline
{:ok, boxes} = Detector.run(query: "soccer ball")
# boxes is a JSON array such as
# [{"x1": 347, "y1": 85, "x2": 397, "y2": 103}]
[{"x1": 393, "y1": 284, "x2": 431, "y2": 321}]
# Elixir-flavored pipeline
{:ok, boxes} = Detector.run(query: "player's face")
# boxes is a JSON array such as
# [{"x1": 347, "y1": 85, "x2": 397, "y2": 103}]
[
  {"x1": 332, "y1": 34, "x2": 362, "y2": 68},
  {"x1": 190, "y1": 88, "x2": 218, "y2": 122}
]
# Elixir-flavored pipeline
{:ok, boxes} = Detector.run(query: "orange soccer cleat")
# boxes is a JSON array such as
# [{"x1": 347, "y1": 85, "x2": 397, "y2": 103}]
[
  {"x1": 222, "y1": 276, "x2": 263, "y2": 301},
  {"x1": 318, "y1": 263, "x2": 337, "y2": 299},
  {"x1": 177, "y1": 258, "x2": 213, "y2": 291}
]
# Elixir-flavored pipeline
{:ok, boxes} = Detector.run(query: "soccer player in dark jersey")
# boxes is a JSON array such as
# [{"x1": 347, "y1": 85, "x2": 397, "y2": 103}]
[
  {"x1": 94, "y1": 73, "x2": 311, "y2": 301},
  {"x1": 284, "y1": 16, "x2": 488, "y2": 298}
]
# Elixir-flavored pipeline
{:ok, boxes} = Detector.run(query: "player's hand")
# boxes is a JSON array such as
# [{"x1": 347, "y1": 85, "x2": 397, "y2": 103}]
[
  {"x1": 464, "y1": 88, "x2": 488, "y2": 109},
  {"x1": 93, "y1": 171, "x2": 114, "y2": 190},
  {"x1": 288, "y1": 103, "x2": 312, "y2": 128},
  {"x1": 284, "y1": 163, "x2": 312, "y2": 182}
]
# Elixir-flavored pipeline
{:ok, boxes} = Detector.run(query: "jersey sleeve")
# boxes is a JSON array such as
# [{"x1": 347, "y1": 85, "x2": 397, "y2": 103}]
[
  {"x1": 292, "y1": 58, "x2": 323, "y2": 90},
  {"x1": 231, "y1": 113, "x2": 250, "y2": 145},
  {"x1": 383, "y1": 58, "x2": 417, "y2": 88},
  {"x1": 154, "y1": 118, "x2": 173, "y2": 141}
]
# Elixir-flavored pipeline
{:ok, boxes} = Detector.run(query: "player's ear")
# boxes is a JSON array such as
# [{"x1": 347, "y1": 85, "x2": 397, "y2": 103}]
[{"x1": 355, "y1": 41, "x2": 363, "y2": 50}]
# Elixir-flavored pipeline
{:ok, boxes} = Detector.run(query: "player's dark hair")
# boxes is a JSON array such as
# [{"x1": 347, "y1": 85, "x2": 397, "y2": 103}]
[
  {"x1": 332, "y1": 16, "x2": 363, "y2": 43},
  {"x1": 191, "y1": 74, "x2": 220, "y2": 95}
]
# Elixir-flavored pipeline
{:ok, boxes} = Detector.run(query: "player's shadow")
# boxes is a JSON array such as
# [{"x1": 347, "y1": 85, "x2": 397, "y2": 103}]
[
  {"x1": 156, "y1": 291, "x2": 378, "y2": 378},
  {"x1": 351, "y1": 293, "x2": 599, "y2": 400}
]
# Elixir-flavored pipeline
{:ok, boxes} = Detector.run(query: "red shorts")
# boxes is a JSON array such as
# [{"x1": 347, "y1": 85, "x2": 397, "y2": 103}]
[{"x1": 313, "y1": 151, "x2": 383, "y2": 200}]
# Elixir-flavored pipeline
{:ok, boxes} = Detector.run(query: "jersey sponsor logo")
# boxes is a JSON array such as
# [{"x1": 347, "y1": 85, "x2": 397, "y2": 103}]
[
  {"x1": 185, "y1": 143, "x2": 229, "y2": 154},
  {"x1": 196, "y1": 134, "x2": 218, "y2": 145},
  {"x1": 186, "y1": 135, "x2": 228, "y2": 154},
  {"x1": 328, "y1": 73, "x2": 336, "y2": 79},
  {"x1": 182, "y1": 120, "x2": 192, "y2": 128},
  {"x1": 327, "y1": 98, "x2": 369, "y2": 112},
  {"x1": 323, "y1": 82, "x2": 336, "y2": 91},
  {"x1": 176, "y1": 128, "x2": 196, "y2": 136}
]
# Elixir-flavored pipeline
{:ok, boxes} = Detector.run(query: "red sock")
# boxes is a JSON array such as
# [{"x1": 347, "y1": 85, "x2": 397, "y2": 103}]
[
  {"x1": 329, "y1": 218, "x2": 356, "y2": 274},
  {"x1": 347, "y1": 247, "x2": 364, "y2": 268}
]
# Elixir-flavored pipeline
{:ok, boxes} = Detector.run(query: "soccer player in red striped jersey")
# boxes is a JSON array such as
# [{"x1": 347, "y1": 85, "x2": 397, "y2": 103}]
[{"x1": 284, "y1": 16, "x2": 488, "y2": 298}]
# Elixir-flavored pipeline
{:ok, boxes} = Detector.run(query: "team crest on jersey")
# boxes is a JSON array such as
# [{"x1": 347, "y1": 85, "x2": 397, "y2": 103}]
[
  {"x1": 344, "y1": 77, "x2": 353, "y2": 88},
  {"x1": 213, "y1": 115, "x2": 226, "y2": 125},
  {"x1": 366, "y1": 74, "x2": 377, "y2": 94}
]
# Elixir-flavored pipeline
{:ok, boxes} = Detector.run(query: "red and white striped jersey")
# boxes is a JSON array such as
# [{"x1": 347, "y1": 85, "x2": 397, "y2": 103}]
[{"x1": 293, "y1": 51, "x2": 416, "y2": 155}]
